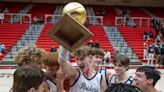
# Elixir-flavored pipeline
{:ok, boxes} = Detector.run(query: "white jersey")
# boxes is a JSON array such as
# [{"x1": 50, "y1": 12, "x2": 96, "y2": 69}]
[
  {"x1": 46, "y1": 78, "x2": 57, "y2": 92},
  {"x1": 69, "y1": 70, "x2": 102, "y2": 92},
  {"x1": 99, "y1": 67, "x2": 108, "y2": 86},
  {"x1": 108, "y1": 74, "x2": 134, "y2": 86}
]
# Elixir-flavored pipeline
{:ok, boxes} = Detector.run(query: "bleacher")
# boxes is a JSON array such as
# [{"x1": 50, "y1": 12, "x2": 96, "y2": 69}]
[
  {"x1": 117, "y1": 26, "x2": 155, "y2": 61},
  {"x1": 87, "y1": 25, "x2": 114, "y2": 55},
  {"x1": 36, "y1": 24, "x2": 114, "y2": 54},
  {"x1": 147, "y1": 7, "x2": 164, "y2": 18},
  {"x1": 92, "y1": 6, "x2": 117, "y2": 26},
  {"x1": 0, "y1": 24, "x2": 29, "y2": 61},
  {"x1": 1, "y1": 3, "x2": 27, "y2": 13},
  {"x1": 28, "y1": 3, "x2": 56, "y2": 22},
  {"x1": 0, "y1": 2, "x2": 163, "y2": 66},
  {"x1": 36, "y1": 24, "x2": 58, "y2": 51}
]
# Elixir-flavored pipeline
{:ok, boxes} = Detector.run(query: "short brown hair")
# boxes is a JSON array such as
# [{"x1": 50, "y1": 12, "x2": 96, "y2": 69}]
[
  {"x1": 74, "y1": 46, "x2": 93, "y2": 57},
  {"x1": 113, "y1": 55, "x2": 130, "y2": 67},
  {"x1": 43, "y1": 52, "x2": 59, "y2": 66},
  {"x1": 13, "y1": 66, "x2": 46, "y2": 92},
  {"x1": 92, "y1": 47, "x2": 104, "y2": 57}
]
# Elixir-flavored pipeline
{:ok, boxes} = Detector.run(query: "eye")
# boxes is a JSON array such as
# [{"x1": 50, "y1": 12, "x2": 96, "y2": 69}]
[{"x1": 118, "y1": 65, "x2": 122, "y2": 67}]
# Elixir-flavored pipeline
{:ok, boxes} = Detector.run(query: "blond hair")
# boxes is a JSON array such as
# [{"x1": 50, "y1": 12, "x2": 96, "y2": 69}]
[{"x1": 14, "y1": 45, "x2": 47, "y2": 66}]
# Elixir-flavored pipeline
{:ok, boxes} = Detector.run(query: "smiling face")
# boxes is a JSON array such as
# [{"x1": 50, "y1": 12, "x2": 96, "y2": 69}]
[
  {"x1": 134, "y1": 72, "x2": 150, "y2": 91},
  {"x1": 92, "y1": 55, "x2": 103, "y2": 70},
  {"x1": 74, "y1": 46, "x2": 93, "y2": 73},
  {"x1": 77, "y1": 56, "x2": 92, "y2": 73},
  {"x1": 113, "y1": 55, "x2": 130, "y2": 75},
  {"x1": 114, "y1": 61, "x2": 128, "y2": 75},
  {"x1": 45, "y1": 65, "x2": 59, "y2": 78}
]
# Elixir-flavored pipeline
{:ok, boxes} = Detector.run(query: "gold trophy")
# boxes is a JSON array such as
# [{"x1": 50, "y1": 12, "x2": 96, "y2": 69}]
[{"x1": 47, "y1": 2, "x2": 93, "y2": 52}]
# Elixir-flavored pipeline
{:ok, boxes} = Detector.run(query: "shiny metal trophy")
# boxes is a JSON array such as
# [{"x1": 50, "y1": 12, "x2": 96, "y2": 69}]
[{"x1": 47, "y1": 2, "x2": 93, "y2": 52}]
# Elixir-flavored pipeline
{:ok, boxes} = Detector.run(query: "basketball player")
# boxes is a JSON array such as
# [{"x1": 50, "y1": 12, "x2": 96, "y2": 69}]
[
  {"x1": 58, "y1": 45, "x2": 105, "y2": 92},
  {"x1": 42, "y1": 52, "x2": 62, "y2": 92},
  {"x1": 134, "y1": 66, "x2": 161, "y2": 92},
  {"x1": 107, "y1": 55, "x2": 134, "y2": 86},
  {"x1": 14, "y1": 45, "x2": 66, "y2": 92},
  {"x1": 12, "y1": 66, "x2": 46, "y2": 92},
  {"x1": 92, "y1": 47, "x2": 112, "y2": 88},
  {"x1": 14, "y1": 44, "x2": 47, "y2": 69}
]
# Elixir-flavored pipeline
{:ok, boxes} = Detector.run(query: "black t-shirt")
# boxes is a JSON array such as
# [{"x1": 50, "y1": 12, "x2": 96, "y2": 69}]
[
  {"x1": 154, "y1": 47, "x2": 160, "y2": 54},
  {"x1": 94, "y1": 42, "x2": 100, "y2": 48},
  {"x1": 148, "y1": 47, "x2": 154, "y2": 53},
  {"x1": 87, "y1": 42, "x2": 94, "y2": 47},
  {"x1": 160, "y1": 48, "x2": 164, "y2": 55}
]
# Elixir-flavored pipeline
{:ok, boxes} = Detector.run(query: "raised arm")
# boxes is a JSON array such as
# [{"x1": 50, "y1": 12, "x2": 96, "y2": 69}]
[
  {"x1": 56, "y1": 68, "x2": 65, "y2": 92},
  {"x1": 58, "y1": 46, "x2": 78, "y2": 79}
]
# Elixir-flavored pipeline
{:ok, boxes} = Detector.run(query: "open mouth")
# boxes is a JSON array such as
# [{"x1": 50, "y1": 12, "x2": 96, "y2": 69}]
[
  {"x1": 79, "y1": 65, "x2": 85, "y2": 69},
  {"x1": 135, "y1": 82, "x2": 139, "y2": 86}
]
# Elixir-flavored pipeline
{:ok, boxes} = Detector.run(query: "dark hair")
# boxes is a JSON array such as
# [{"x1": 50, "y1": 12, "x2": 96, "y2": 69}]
[
  {"x1": 136, "y1": 66, "x2": 161, "y2": 86},
  {"x1": 105, "y1": 83, "x2": 139, "y2": 92},
  {"x1": 13, "y1": 66, "x2": 46, "y2": 92},
  {"x1": 113, "y1": 55, "x2": 130, "y2": 67}
]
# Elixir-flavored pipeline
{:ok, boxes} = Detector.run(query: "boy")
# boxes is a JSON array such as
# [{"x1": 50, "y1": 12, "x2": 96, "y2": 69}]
[
  {"x1": 43, "y1": 52, "x2": 67, "y2": 92},
  {"x1": 107, "y1": 55, "x2": 134, "y2": 86},
  {"x1": 12, "y1": 66, "x2": 46, "y2": 92},
  {"x1": 92, "y1": 47, "x2": 111, "y2": 88},
  {"x1": 134, "y1": 66, "x2": 161, "y2": 92},
  {"x1": 58, "y1": 46, "x2": 105, "y2": 92},
  {"x1": 14, "y1": 45, "x2": 47, "y2": 69}
]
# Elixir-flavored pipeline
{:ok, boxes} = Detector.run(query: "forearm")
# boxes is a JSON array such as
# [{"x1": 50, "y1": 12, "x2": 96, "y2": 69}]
[
  {"x1": 59, "y1": 58, "x2": 76, "y2": 78},
  {"x1": 56, "y1": 81, "x2": 64, "y2": 92},
  {"x1": 58, "y1": 46, "x2": 77, "y2": 78}
]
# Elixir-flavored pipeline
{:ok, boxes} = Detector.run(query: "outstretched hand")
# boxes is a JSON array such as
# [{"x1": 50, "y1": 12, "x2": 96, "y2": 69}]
[{"x1": 58, "y1": 45, "x2": 69, "y2": 63}]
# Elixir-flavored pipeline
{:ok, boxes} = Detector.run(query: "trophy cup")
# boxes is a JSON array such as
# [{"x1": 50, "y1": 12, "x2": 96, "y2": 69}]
[{"x1": 47, "y1": 2, "x2": 93, "y2": 52}]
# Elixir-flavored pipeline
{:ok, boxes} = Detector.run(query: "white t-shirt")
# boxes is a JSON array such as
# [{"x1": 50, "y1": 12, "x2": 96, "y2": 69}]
[
  {"x1": 108, "y1": 74, "x2": 134, "y2": 86},
  {"x1": 99, "y1": 67, "x2": 108, "y2": 87},
  {"x1": 46, "y1": 78, "x2": 57, "y2": 92},
  {"x1": 70, "y1": 70, "x2": 102, "y2": 92}
]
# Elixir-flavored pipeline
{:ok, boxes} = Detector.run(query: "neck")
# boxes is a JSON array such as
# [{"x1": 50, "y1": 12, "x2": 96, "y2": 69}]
[
  {"x1": 95, "y1": 66, "x2": 101, "y2": 72},
  {"x1": 84, "y1": 67, "x2": 96, "y2": 78},
  {"x1": 117, "y1": 72, "x2": 126, "y2": 81},
  {"x1": 143, "y1": 86, "x2": 158, "y2": 92},
  {"x1": 48, "y1": 75, "x2": 56, "y2": 82}
]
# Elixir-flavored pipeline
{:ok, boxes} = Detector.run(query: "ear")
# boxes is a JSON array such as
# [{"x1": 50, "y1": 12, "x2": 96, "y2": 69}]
[
  {"x1": 27, "y1": 88, "x2": 36, "y2": 92},
  {"x1": 125, "y1": 66, "x2": 129, "y2": 71},
  {"x1": 89, "y1": 55, "x2": 93, "y2": 60},
  {"x1": 147, "y1": 78, "x2": 154, "y2": 85}
]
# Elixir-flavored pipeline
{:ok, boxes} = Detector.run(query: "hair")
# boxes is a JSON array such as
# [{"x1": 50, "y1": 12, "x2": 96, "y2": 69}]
[
  {"x1": 113, "y1": 55, "x2": 130, "y2": 67},
  {"x1": 14, "y1": 45, "x2": 47, "y2": 66},
  {"x1": 43, "y1": 52, "x2": 59, "y2": 66},
  {"x1": 136, "y1": 66, "x2": 161, "y2": 86},
  {"x1": 92, "y1": 47, "x2": 104, "y2": 57},
  {"x1": 13, "y1": 66, "x2": 46, "y2": 92},
  {"x1": 74, "y1": 46, "x2": 93, "y2": 58},
  {"x1": 105, "y1": 83, "x2": 139, "y2": 92}
]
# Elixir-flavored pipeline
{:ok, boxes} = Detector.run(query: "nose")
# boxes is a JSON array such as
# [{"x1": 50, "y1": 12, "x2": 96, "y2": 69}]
[
  {"x1": 77, "y1": 60, "x2": 82, "y2": 65},
  {"x1": 115, "y1": 66, "x2": 119, "y2": 70},
  {"x1": 133, "y1": 75, "x2": 138, "y2": 81}
]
